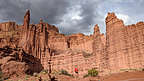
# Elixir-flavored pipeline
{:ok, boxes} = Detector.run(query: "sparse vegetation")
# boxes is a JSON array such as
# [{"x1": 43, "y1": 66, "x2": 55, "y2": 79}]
[
  {"x1": 59, "y1": 69, "x2": 73, "y2": 77},
  {"x1": 52, "y1": 70, "x2": 59, "y2": 75},
  {"x1": 88, "y1": 68, "x2": 98, "y2": 77},
  {"x1": 25, "y1": 75, "x2": 30, "y2": 80},
  {"x1": 83, "y1": 74, "x2": 89, "y2": 78},
  {"x1": 83, "y1": 68, "x2": 98, "y2": 78},
  {"x1": 33, "y1": 72, "x2": 38, "y2": 77},
  {"x1": 0, "y1": 71, "x2": 3, "y2": 81},
  {"x1": 40, "y1": 69, "x2": 48, "y2": 74}
]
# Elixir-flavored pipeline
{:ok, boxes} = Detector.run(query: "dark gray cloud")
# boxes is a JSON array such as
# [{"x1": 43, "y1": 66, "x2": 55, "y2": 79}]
[
  {"x1": 0, "y1": 0, "x2": 144, "y2": 34},
  {"x1": 57, "y1": 0, "x2": 104, "y2": 34},
  {"x1": 30, "y1": 0, "x2": 70, "y2": 24},
  {"x1": 0, "y1": 0, "x2": 31, "y2": 23},
  {"x1": 0, "y1": 0, "x2": 69, "y2": 24},
  {"x1": 0, "y1": 0, "x2": 103, "y2": 35}
]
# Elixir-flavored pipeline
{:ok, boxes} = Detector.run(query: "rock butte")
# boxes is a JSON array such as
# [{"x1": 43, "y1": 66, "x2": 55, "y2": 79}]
[{"x1": 0, "y1": 10, "x2": 144, "y2": 77}]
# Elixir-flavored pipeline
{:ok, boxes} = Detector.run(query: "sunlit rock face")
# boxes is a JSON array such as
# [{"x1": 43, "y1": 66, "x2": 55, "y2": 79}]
[
  {"x1": 105, "y1": 12, "x2": 144, "y2": 73},
  {"x1": 0, "y1": 11, "x2": 144, "y2": 77}
]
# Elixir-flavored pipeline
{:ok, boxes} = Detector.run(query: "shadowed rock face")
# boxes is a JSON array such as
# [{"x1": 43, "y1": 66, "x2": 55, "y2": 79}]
[
  {"x1": 0, "y1": 46, "x2": 43, "y2": 78},
  {"x1": 0, "y1": 10, "x2": 144, "y2": 77}
]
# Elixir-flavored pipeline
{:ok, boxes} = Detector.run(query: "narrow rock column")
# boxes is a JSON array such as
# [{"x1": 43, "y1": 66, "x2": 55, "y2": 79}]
[
  {"x1": 23, "y1": 9, "x2": 30, "y2": 30},
  {"x1": 19, "y1": 10, "x2": 30, "y2": 52},
  {"x1": 93, "y1": 24, "x2": 107, "y2": 74}
]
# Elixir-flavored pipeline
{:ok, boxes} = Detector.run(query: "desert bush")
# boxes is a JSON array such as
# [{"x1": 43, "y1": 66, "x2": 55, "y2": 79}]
[
  {"x1": 59, "y1": 69, "x2": 73, "y2": 77},
  {"x1": 83, "y1": 68, "x2": 98, "y2": 78},
  {"x1": 88, "y1": 68, "x2": 98, "y2": 77},
  {"x1": 40, "y1": 69, "x2": 48, "y2": 74}
]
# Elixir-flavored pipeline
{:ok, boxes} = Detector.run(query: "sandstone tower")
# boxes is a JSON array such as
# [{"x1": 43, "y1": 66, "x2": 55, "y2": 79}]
[
  {"x1": 0, "y1": 11, "x2": 144, "y2": 77},
  {"x1": 105, "y1": 12, "x2": 144, "y2": 73}
]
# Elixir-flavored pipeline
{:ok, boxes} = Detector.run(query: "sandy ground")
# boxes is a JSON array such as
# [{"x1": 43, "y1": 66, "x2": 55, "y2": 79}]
[
  {"x1": 5, "y1": 71, "x2": 144, "y2": 81},
  {"x1": 101, "y1": 71, "x2": 144, "y2": 81}
]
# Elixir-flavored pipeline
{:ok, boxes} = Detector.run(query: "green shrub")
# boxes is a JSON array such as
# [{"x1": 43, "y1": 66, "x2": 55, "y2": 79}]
[
  {"x1": 88, "y1": 68, "x2": 98, "y2": 77},
  {"x1": 40, "y1": 69, "x2": 48, "y2": 74},
  {"x1": 59, "y1": 69, "x2": 73, "y2": 77},
  {"x1": 83, "y1": 68, "x2": 98, "y2": 78}
]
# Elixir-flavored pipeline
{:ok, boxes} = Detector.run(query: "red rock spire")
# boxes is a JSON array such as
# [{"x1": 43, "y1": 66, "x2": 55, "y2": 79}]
[
  {"x1": 105, "y1": 12, "x2": 117, "y2": 23},
  {"x1": 94, "y1": 24, "x2": 100, "y2": 35},
  {"x1": 40, "y1": 18, "x2": 43, "y2": 24},
  {"x1": 23, "y1": 9, "x2": 30, "y2": 30}
]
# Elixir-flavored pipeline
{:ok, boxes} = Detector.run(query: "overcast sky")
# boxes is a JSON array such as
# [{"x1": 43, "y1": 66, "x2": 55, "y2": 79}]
[{"x1": 0, "y1": 0, "x2": 144, "y2": 35}]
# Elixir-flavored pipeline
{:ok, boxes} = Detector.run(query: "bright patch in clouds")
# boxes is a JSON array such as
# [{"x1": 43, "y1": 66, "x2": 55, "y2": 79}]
[
  {"x1": 69, "y1": 6, "x2": 82, "y2": 20},
  {"x1": 72, "y1": 15, "x2": 82, "y2": 20},
  {"x1": 116, "y1": 13, "x2": 130, "y2": 24},
  {"x1": 57, "y1": 5, "x2": 83, "y2": 30}
]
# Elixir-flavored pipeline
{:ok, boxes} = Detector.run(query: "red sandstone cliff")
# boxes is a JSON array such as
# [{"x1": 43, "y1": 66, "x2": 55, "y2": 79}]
[
  {"x1": 105, "y1": 12, "x2": 144, "y2": 73},
  {"x1": 0, "y1": 10, "x2": 144, "y2": 77}
]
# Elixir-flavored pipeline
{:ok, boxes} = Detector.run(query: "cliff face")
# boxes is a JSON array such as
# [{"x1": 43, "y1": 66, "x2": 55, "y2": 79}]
[
  {"x1": 105, "y1": 13, "x2": 144, "y2": 73},
  {"x1": 0, "y1": 22, "x2": 21, "y2": 48},
  {"x1": 0, "y1": 10, "x2": 144, "y2": 77}
]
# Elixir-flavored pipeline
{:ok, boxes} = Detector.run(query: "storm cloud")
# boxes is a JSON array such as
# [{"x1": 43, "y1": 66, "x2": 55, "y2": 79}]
[{"x1": 0, "y1": 0, "x2": 144, "y2": 34}]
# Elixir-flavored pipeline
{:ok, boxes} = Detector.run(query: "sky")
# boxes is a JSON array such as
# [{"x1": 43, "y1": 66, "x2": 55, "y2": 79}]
[{"x1": 0, "y1": 0, "x2": 144, "y2": 35}]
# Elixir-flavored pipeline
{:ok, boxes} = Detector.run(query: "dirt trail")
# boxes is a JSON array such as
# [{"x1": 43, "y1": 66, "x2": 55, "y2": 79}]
[
  {"x1": 6, "y1": 71, "x2": 144, "y2": 81},
  {"x1": 118, "y1": 78, "x2": 144, "y2": 81},
  {"x1": 102, "y1": 72, "x2": 144, "y2": 81}
]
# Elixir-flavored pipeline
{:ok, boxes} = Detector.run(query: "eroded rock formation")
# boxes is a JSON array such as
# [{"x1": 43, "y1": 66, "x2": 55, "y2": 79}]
[
  {"x1": 0, "y1": 10, "x2": 144, "y2": 77},
  {"x1": 0, "y1": 46, "x2": 43, "y2": 78}
]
